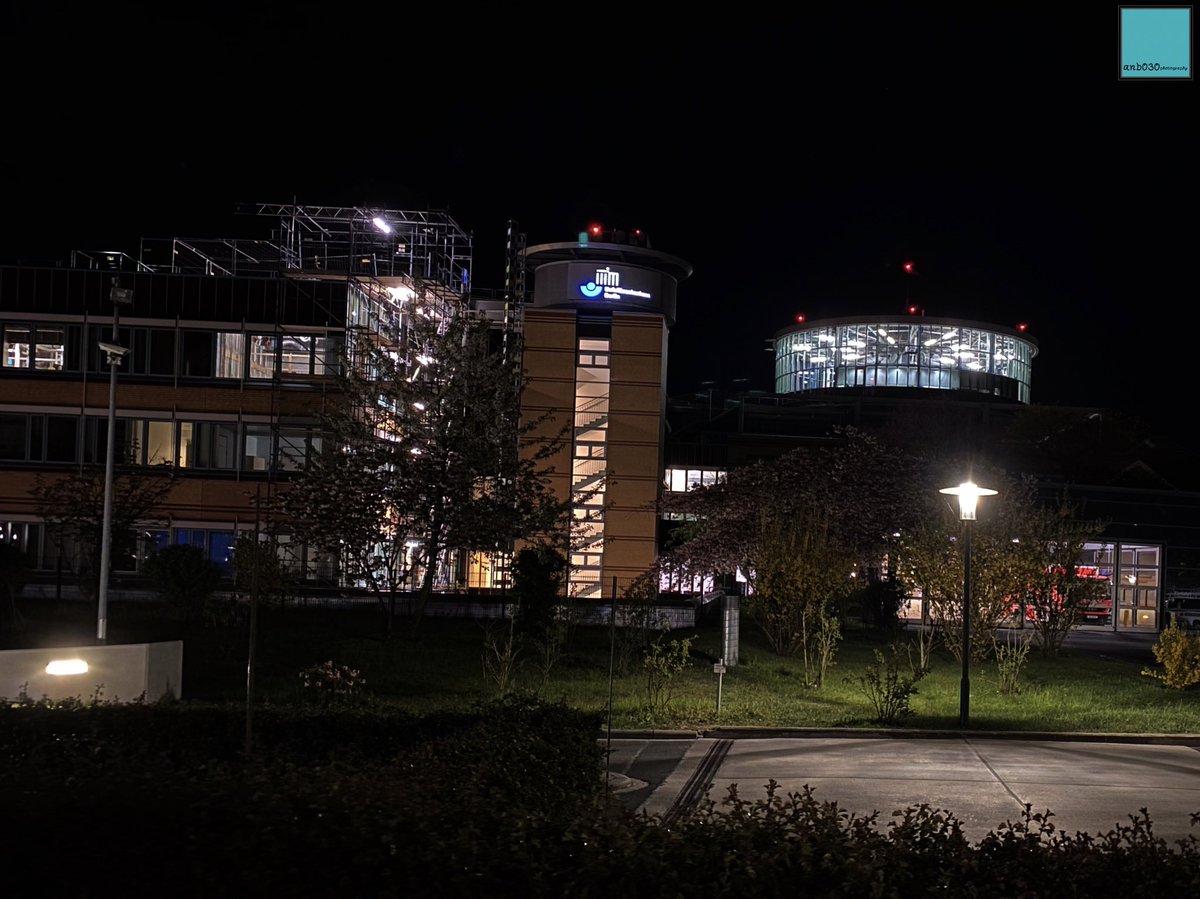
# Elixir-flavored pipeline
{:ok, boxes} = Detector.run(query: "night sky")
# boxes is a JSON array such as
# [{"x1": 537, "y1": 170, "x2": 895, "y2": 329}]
[{"x1": 2, "y1": 7, "x2": 1193, "y2": 430}]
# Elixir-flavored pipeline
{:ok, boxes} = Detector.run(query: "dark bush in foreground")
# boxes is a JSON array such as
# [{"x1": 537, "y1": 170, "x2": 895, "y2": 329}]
[{"x1": 2, "y1": 697, "x2": 1198, "y2": 897}]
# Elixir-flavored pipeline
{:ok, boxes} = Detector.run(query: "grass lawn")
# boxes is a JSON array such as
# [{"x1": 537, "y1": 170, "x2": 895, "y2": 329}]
[{"x1": 5, "y1": 598, "x2": 1199, "y2": 734}]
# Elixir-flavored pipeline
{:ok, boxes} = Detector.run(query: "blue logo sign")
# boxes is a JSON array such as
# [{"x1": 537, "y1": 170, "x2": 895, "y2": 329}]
[{"x1": 579, "y1": 280, "x2": 603, "y2": 298}]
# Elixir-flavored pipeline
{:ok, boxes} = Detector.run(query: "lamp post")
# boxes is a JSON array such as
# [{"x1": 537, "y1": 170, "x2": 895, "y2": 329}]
[
  {"x1": 939, "y1": 480, "x2": 997, "y2": 726},
  {"x1": 96, "y1": 281, "x2": 133, "y2": 643}
]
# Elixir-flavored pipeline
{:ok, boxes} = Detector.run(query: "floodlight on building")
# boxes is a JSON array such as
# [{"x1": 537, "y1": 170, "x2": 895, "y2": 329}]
[{"x1": 372, "y1": 216, "x2": 392, "y2": 234}]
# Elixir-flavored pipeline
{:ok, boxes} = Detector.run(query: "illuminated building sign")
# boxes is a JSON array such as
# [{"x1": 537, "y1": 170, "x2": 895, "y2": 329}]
[
  {"x1": 530, "y1": 260, "x2": 678, "y2": 325},
  {"x1": 579, "y1": 266, "x2": 653, "y2": 302}
]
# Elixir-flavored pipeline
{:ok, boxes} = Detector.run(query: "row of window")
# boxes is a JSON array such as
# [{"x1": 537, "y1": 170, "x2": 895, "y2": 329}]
[
  {"x1": 0, "y1": 413, "x2": 320, "y2": 472},
  {"x1": 1, "y1": 322, "x2": 341, "y2": 380},
  {"x1": 2, "y1": 519, "x2": 505, "y2": 592}
]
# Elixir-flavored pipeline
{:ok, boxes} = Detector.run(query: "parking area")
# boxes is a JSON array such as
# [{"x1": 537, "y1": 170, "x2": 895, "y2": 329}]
[{"x1": 608, "y1": 734, "x2": 1200, "y2": 844}]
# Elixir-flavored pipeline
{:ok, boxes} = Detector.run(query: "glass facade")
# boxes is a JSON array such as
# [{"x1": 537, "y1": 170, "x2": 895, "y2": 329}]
[
  {"x1": 774, "y1": 318, "x2": 1037, "y2": 404},
  {"x1": 569, "y1": 337, "x2": 610, "y2": 599}
]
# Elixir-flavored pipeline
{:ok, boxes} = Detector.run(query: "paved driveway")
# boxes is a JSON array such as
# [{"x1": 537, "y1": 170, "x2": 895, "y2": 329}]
[{"x1": 607, "y1": 734, "x2": 1200, "y2": 844}]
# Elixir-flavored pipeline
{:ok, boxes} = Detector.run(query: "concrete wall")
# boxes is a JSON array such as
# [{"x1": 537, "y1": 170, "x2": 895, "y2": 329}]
[{"x1": 0, "y1": 640, "x2": 183, "y2": 704}]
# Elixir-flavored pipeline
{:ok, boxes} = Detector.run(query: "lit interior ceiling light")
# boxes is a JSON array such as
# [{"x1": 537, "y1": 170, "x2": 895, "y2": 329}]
[
  {"x1": 939, "y1": 355, "x2": 958, "y2": 364},
  {"x1": 810, "y1": 355, "x2": 828, "y2": 363},
  {"x1": 416, "y1": 354, "x2": 434, "y2": 366},
  {"x1": 848, "y1": 339, "x2": 866, "y2": 348},
  {"x1": 923, "y1": 337, "x2": 941, "y2": 346},
  {"x1": 46, "y1": 659, "x2": 88, "y2": 676},
  {"x1": 386, "y1": 285, "x2": 414, "y2": 302},
  {"x1": 372, "y1": 216, "x2": 392, "y2": 234},
  {"x1": 412, "y1": 402, "x2": 426, "y2": 411},
  {"x1": 818, "y1": 334, "x2": 836, "y2": 343},
  {"x1": 841, "y1": 351, "x2": 862, "y2": 361}
]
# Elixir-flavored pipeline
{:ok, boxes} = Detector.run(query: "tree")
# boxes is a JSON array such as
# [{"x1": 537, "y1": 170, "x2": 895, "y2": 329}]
[
  {"x1": 143, "y1": 544, "x2": 222, "y2": 625},
  {"x1": 903, "y1": 471, "x2": 1107, "y2": 662},
  {"x1": 904, "y1": 468, "x2": 1030, "y2": 663},
  {"x1": 278, "y1": 302, "x2": 570, "y2": 636},
  {"x1": 658, "y1": 427, "x2": 928, "y2": 602},
  {"x1": 1004, "y1": 490, "x2": 1108, "y2": 656},
  {"x1": 751, "y1": 507, "x2": 854, "y2": 686},
  {"x1": 231, "y1": 531, "x2": 296, "y2": 611},
  {"x1": 0, "y1": 543, "x2": 32, "y2": 634},
  {"x1": 32, "y1": 466, "x2": 174, "y2": 604}
]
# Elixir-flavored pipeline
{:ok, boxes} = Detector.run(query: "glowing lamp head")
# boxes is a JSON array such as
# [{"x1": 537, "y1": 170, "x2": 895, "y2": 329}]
[
  {"x1": 939, "y1": 481, "x2": 999, "y2": 521},
  {"x1": 371, "y1": 216, "x2": 391, "y2": 234}
]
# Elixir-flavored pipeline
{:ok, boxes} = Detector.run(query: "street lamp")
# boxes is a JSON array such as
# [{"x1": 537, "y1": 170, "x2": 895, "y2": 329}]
[
  {"x1": 939, "y1": 480, "x2": 998, "y2": 726},
  {"x1": 96, "y1": 281, "x2": 133, "y2": 643}
]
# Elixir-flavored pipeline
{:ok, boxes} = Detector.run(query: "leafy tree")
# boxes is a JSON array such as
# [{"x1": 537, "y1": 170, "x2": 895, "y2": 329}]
[
  {"x1": 32, "y1": 466, "x2": 174, "y2": 603},
  {"x1": 232, "y1": 532, "x2": 295, "y2": 610},
  {"x1": 903, "y1": 468, "x2": 1029, "y2": 662},
  {"x1": 511, "y1": 544, "x2": 566, "y2": 640},
  {"x1": 143, "y1": 544, "x2": 222, "y2": 625},
  {"x1": 278, "y1": 303, "x2": 570, "y2": 636},
  {"x1": 658, "y1": 427, "x2": 929, "y2": 597},
  {"x1": 1007, "y1": 490, "x2": 1108, "y2": 656},
  {"x1": 0, "y1": 542, "x2": 32, "y2": 634},
  {"x1": 752, "y1": 507, "x2": 854, "y2": 686},
  {"x1": 903, "y1": 471, "x2": 1106, "y2": 662}
]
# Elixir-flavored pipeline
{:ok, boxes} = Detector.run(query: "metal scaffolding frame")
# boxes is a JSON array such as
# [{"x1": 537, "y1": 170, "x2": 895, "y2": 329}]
[{"x1": 136, "y1": 203, "x2": 474, "y2": 297}]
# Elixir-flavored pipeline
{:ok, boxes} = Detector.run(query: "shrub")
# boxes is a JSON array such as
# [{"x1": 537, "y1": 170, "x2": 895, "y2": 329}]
[
  {"x1": 1142, "y1": 621, "x2": 1200, "y2": 689},
  {"x1": 643, "y1": 627, "x2": 694, "y2": 715},
  {"x1": 851, "y1": 643, "x2": 925, "y2": 724},
  {"x1": 299, "y1": 660, "x2": 368, "y2": 705},
  {"x1": 143, "y1": 544, "x2": 222, "y2": 624},
  {"x1": 994, "y1": 629, "x2": 1032, "y2": 695}
]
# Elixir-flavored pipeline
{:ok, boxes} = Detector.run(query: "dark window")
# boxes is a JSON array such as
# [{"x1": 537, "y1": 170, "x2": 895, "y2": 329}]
[
  {"x1": 133, "y1": 328, "x2": 149, "y2": 374},
  {"x1": 149, "y1": 329, "x2": 176, "y2": 376},
  {"x1": 46, "y1": 416, "x2": 79, "y2": 463},
  {"x1": 180, "y1": 331, "x2": 214, "y2": 377},
  {"x1": 196, "y1": 422, "x2": 238, "y2": 470},
  {"x1": 0, "y1": 413, "x2": 27, "y2": 459},
  {"x1": 29, "y1": 415, "x2": 44, "y2": 460}
]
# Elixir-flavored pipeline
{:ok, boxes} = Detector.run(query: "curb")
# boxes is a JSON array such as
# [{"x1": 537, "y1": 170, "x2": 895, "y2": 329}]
[{"x1": 605, "y1": 727, "x2": 1200, "y2": 746}]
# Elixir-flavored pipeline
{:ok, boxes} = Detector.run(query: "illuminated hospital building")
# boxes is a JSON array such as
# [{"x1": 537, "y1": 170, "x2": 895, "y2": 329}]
[{"x1": 1, "y1": 208, "x2": 1196, "y2": 632}]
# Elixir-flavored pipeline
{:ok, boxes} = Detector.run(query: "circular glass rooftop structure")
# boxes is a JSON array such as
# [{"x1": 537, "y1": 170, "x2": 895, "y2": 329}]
[{"x1": 774, "y1": 315, "x2": 1039, "y2": 403}]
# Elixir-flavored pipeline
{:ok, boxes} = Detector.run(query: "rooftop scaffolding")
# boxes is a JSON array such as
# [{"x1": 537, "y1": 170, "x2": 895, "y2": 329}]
[{"x1": 136, "y1": 203, "x2": 473, "y2": 296}]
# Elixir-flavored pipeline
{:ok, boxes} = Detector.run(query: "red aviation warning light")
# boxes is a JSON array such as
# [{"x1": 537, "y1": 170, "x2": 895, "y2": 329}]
[
  {"x1": 902, "y1": 261, "x2": 915, "y2": 274},
  {"x1": 907, "y1": 304, "x2": 920, "y2": 315},
  {"x1": 795, "y1": 313, "x2": 806, "y2": 324},
  {"x1": 1017, "y1": 322, "x2": 1029, "y2": 333},
  {"x1": 589, "y1": 223, "x2": 604, "y2": 238}
]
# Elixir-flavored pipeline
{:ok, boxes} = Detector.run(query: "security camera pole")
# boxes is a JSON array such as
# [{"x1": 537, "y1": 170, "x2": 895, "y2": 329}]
[{"x1": 97, "y1": 280, "x2": 133, "y2": 642}]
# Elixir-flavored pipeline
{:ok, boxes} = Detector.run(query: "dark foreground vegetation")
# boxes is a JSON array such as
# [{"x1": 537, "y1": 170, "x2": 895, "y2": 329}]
[{"x1": 3, "y1": 696, "x2": 1199, "y2": 898}]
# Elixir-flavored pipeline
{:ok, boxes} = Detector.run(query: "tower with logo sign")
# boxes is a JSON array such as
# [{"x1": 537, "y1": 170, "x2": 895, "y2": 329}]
[{"x1": 519, "y1": 231, "x2": 692, "y2": 600}]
